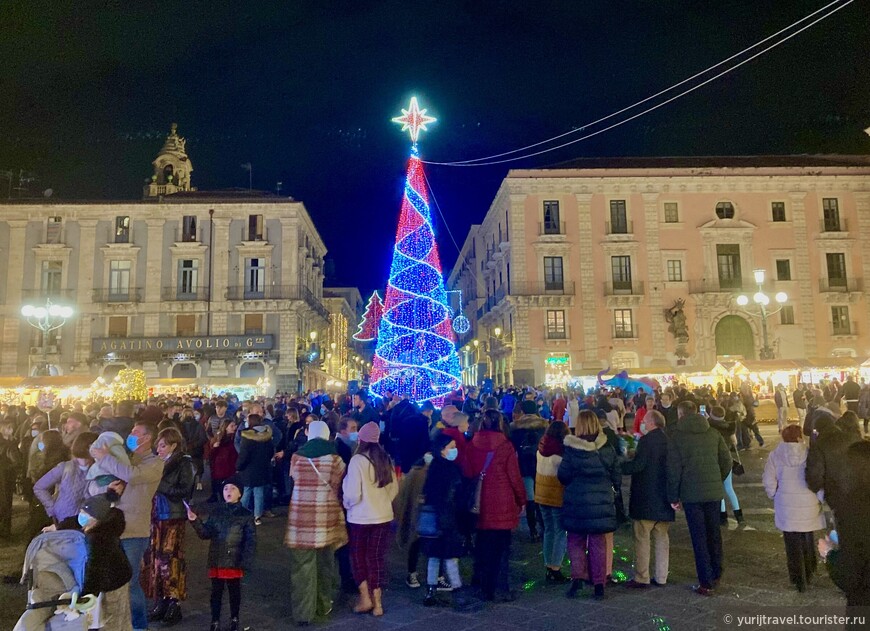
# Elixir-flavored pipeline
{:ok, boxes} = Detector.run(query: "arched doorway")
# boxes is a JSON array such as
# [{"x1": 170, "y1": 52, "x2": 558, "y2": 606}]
[
  {"x1": 171, "y1": 362, "x2": 198, "y2": 379},
  {"x1": 715, "y1": 315, "x2": 755, "y2": 359},
  {"x1": 239, "y1": 361, "x2": 265, "y2": 379}
]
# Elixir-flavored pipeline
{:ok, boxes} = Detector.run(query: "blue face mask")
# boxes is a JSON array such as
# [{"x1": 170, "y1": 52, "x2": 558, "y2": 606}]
[
  {"x1": 77, "y1": 512, "x2": 91, "y2": 528},
  {"x1": 348, "y1": 432, "x2": 359, "y2": 442},
  {"x1": 37, "y1": 441, "x2": 45, "y2": 452},
  {"x1": 126, "y1": 434, "x2": 140, "y2": 452},
  {"x1": 444, "y1": 448, "x2": 459, "y2": 461}
]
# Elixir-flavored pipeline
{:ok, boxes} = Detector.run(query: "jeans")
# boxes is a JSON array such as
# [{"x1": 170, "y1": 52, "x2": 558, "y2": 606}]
[
  {"x1": 539, "y1": 505, "x2": 567, "y2": 568},
  {"x1": 241, "y1": 485, "x2": 265, "y2": 518},
  {"x1": 121, "y1": 537, "x2": 150, "y2": 630},
  {"x1": 683, "y1": 501, "x2": 723, "y2": 588},
  {"x1": 720, "y1": 472, "x2": 740, "y2": 512},
  {"x1": 427, "y1": 557, "x2": 461, "y2": 588}
]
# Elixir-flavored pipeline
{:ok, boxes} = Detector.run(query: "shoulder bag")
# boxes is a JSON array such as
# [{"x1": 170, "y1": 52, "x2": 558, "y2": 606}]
[{"x1": 469, "y1": 451, "x2": 495, "y2": 515}]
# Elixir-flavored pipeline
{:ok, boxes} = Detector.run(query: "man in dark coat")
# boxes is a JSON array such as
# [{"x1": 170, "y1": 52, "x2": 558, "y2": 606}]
[
  {"x1": 805, "y1": 415, "x2": 861, "y2": 517},
  {"x1": 392, "y1": 403, "x2": 431, "y2": 474},
  {"x1": 92, "y1": 400, "x2": 137, "y2": 439},
  {"x1": 235, "y1": 414, "x2": 274, "y2": 524},
  {"x1": 667, "y1": 401, "x2": 732, "y2": 595},
  {"x1": 510, "y1": 400, "x2": 548, "y2": 541},
  {"x1": 622, "y1": 409, "x2": 673, "y2": 587}
]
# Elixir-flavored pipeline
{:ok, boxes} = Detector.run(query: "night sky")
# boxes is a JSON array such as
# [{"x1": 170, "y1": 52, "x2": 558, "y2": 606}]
[{"x1": 1, "y1": 1, "x2": 867, "y2": 295}]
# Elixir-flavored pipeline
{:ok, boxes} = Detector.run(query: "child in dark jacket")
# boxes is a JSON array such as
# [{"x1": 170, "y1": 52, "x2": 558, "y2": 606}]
[
  {"x1": 187, "y1": 477, "x2": 256, "y2": 631},
  {"x1": 55, "y1": 493, "x2": 133, "y2": 630}
]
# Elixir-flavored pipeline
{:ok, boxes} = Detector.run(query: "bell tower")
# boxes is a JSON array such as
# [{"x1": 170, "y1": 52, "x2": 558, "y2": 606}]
[{"x1": 143, "y1": 123, "x2": 195, "y2": 198}]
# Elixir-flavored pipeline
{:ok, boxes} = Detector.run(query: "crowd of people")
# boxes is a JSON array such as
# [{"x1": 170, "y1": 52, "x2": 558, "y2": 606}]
[{"x1": 0, "y1": 376, "x2": 868, "y2": 630}]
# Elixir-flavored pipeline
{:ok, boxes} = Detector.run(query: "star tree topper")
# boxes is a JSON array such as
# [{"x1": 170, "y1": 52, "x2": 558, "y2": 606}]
[{"x1": 392, "y1": 97, "x2": 436, "y2": 143}]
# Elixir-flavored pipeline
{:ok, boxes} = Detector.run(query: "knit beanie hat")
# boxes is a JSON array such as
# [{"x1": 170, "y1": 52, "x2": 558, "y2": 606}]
[
  {"x1": 82, "y1": 494, "x2": 113, "y2": 522},
  {"x1": 223, "y1": 476, "x2": 243, "y2": 494},
  {"x1": 307, "y1": 420, "x2": 330, "y2": 441},
  {"x1": 521, "y1": 400, "x2": 538, "y2": 415},
  {"x1": 358, "y1": 421, "x2": 381, "y2": 443},
  {"x1": 710, "y1": 406, "x2": 726, "y2": 421}
]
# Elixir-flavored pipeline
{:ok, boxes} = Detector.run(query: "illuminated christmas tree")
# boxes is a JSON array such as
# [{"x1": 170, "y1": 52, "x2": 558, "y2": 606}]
[
  {"x1": 370, "y1": 98, "x2": 461, "y2": 404},
  {"x1": 353, "y1": 291, "x2": 384, "y2": 342}
]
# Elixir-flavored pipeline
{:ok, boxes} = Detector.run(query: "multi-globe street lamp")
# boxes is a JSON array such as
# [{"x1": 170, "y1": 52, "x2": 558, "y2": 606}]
[
  {"x1": 20, "y1": 301, "x2": 74, "y2": 376},
  {"x1": 734, "y1": 268, "x2": 788, "y2": 360}
]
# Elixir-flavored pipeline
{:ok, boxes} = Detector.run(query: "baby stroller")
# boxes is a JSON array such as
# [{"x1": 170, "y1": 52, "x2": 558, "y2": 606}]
[{"x1": 13, "y1": 530, "x2": 102, "y2": 631}]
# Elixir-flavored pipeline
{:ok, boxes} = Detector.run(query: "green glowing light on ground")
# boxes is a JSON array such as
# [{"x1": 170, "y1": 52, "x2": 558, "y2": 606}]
[
  {"x1": 522, "y1": 580, "x2": 538, "y2": 591},
  {"x1": 651, "y1": 616, "x2": 671, "y2": 631},
  {"x1": 611, "y1": 569, "x2": 629, "y2": 583}
]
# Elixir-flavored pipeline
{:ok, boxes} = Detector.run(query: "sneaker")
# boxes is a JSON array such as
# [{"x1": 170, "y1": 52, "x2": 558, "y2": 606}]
[
  {"x1": 405, "y1": 572, "x2": 421, "y2": 589},
  {"x1": 436, "y1": 576, "x2": 453, "y2": 592},
  {"x1": 254, "y1": 517, "x2": 263, "y2": 526},
  {"x1": 692, "y1": 584, "x2": 715, "y2": 596}
]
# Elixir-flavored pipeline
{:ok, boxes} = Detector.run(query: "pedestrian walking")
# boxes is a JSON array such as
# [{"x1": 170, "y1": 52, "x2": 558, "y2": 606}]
[
  {"x1": 621, "y1": 410, "x2": 674, "y2": 588},
  {"x1": 284, "y1": 420, "x2": 346, "y2": 625},
  {"x1": 535, "y1": 420, "x2": 569, "y2": 583},
  {"x1": 236, "y1": 414, "x2": 275, "y2": 525},
  {"x1": 558, "y1": 410, "x2": 621, "y2": 600},
  {"x1": 510, "y1": 400, "x2": 547, "y2": 542},
  {"x1": 342, "y1": 421, "x2": 398, "y2": 616},
  {"x1": 667, "y1": 401, "x2": 732, "y2": 596},
  {"x1": 762, "y1": 425, "x2": 825, "y2": 592}
]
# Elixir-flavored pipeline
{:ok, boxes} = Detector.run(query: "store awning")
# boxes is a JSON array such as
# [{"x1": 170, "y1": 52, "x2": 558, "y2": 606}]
[{"x1": 17, "y1": 376, "x2": 94, "y2": 389}]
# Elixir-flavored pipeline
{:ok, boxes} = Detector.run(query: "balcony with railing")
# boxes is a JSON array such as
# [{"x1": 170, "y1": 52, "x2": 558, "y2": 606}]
[
  {"x1": 162, "y1": 286, "x2": 211, "y2": 301},
  {"x1": 819, "y1": 278, "x2": 862, "y2": 293},
  {"x1": 226, "y1": 285, "x2": 329, "y2": 319},
  {"x1": 511, "y1": 281, "x2": 575, "y2": 296},
  {"x1": 688, "y1": 279, "x2": 746, "y2": 294},
  {"x1": 92, "y1": 288, "x2": 142, "y2": 303},
  {"x1": 612, "y1": 325, "x2": 638, "y2": 340},
  {"x1": 605, "y1": 220, "x2": 633, "y2": 236},
  {"x1": 819, "y1": 218, "x2": 848, "y2": 233},
  {"x1": 20, "y1": 288, "x2": 77, "y2": 301},
  {"x1": 539, "y1": 221, "x2": 566, "y2": 236},
  {"x1": 831, "y1": 321, "x2": 858, "y2": 337},
  {"x1": 545, "y1": 325, "x2": 570, "y2": 341},
  {"x1": 604, "y1": 280, "x2": 645, "y2": 296}
]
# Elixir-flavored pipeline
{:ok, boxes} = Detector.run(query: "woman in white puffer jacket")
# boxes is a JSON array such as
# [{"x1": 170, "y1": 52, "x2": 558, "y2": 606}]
[{"x1": 762, "y1": 424, "x2": 826, "y2": 593}]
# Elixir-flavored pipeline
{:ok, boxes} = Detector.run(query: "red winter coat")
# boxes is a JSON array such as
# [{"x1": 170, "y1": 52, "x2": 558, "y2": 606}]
[
  {"x1": 209, "y1": 433, "x2": 239, "y2": 481},
  {"x1": 461, "y1": 430, "x2": 526, "y2": 530},
  {"x1": 551, "y1": 398, "x2": 567, "y2": 421}
]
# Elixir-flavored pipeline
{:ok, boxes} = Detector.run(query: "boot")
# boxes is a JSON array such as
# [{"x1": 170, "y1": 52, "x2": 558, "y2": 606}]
[
  {"x1": 546, "y1": 568, "x2": 570, "y2": 584},
  {"x1": 734, "y1": 509, "x2": 745, "y2": 526},
  {"x1": 229, "y1": 619, "x2": 239, "y2": 631},
  {"x1": 720, "y1": 511, "x2": 728, "y2": 526},
  {"x1": 566, "y1": 579, "x2": 583, "y2": 598},
  {"x1": 451, "y1": 586, "x2": 483, "y2": 613},
  {"x1": 593, "y1": 583, "x2": 605, "y2": 600},
  {"x1": 162, "y1": 599, "x2": 182, "y2": 627},
  {"x1": 423, "y1": 585, "x2": 443, "y2": 607},
  {"x1": 148, "y1": 598, "x2": 170, "y2": 622},
  {"x1": 372, "y1": 587, "x2": 384, "y2": 617},
  {"x1": 353, "y1": 581, "x2": 373, "y2": 614}
]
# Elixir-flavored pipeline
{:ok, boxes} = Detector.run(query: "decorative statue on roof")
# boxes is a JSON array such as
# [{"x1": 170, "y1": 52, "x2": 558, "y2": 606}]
[{"x1": 665, "y1": 298, "x2": 690, "y2": 364}]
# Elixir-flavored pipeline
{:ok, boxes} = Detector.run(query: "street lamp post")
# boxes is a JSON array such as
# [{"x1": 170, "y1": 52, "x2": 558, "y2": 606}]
[
  {"x1": 20, "y1": 301, "x2": 74, "y2": 376},
  {"x1": 735, "y1": 269, "x2": 788, "y2": 360}
]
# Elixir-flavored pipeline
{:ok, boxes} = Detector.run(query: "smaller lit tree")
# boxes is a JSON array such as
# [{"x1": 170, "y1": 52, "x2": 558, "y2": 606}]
[
  {"x1": 353, "y1": 291, "x2": 384, "y2": 342},
  {"x1": 113, "y1": 368, "x2": 147, "y2": 403}
]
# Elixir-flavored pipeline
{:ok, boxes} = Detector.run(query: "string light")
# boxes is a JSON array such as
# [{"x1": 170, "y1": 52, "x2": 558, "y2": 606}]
[
  {"x1": 353, "y1": 291, "x2": 384, "y2": 342},
  {"x1": 372, "y1": 101, "x2": 461, "y2": 404}
]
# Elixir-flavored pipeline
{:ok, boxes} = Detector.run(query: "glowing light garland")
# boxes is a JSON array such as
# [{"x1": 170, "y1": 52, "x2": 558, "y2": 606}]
[
  {"x1": 353, "y1": 291, "x2": 384, "y2": 342},
  {"x1": 371, "y1": 99, "x2": 461, "y2": 404}
]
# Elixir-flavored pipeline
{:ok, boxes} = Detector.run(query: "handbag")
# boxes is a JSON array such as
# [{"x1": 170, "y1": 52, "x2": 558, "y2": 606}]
[
  {"x1": 154, "y1": 493, "x2": 171, "y2": 520},
  {"x1": 469, "y1": 452, "x2": 495, "y2": 515},
  {"x1": 416, "y1": 504, "x2": 441, "y2": 538},
  {"x1": 732, "y1": 460, "x2": 745, "y2": 476}
]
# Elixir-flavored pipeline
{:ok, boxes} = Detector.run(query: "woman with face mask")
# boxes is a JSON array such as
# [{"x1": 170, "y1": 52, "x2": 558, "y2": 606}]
[
  {"x1": 33, "y1": 432, "x2": 98, "y2": 529},
  {"x1": 142, "y1": 427, "x2": 196, "y2": 626}
]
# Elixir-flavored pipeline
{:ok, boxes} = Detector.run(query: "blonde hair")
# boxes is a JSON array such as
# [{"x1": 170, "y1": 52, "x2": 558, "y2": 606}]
[{"x1": 575, "y1": 410, "x2": 600, "y2": 437}]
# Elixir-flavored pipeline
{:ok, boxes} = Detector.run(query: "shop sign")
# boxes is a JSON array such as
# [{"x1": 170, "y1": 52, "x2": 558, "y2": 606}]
[
  {"x1": 546, "y1": 354, "x2": 570, "y2": 366},
  {"x1": 92, "y1": 335, "x2": 274, "y2": 353}
]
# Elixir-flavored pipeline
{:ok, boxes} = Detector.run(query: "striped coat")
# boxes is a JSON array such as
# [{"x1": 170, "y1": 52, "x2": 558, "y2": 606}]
[{"x1": 285, "y1": 445, "x2": 348, "y2": 550}]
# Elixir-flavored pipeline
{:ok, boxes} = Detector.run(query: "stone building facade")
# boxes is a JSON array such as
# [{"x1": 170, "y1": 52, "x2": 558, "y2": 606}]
[
  {"x1": 0, "y1": 125, "x2": 329, "y2": 393},
  {"x1": 449, "y1": 156, "x2": 870, "y2": 386}
]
